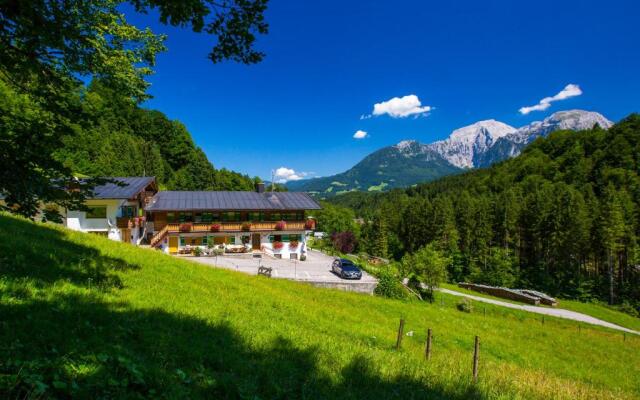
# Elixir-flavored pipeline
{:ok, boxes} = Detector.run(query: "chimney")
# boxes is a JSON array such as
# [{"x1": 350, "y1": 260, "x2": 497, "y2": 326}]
[{"x1": 256, "y1": 182, "x2": 265, "y2": 193}]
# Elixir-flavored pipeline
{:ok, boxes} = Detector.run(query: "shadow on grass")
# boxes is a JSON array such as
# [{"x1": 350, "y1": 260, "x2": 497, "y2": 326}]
[
  {"x1": 0, "y1": 215, "x2": 139, "y2": 291},
  {"x1": 0, "y1": 215, "x2": 484, "y2": 399}
]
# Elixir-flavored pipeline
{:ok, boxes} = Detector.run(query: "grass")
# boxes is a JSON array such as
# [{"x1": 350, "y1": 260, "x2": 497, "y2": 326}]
[
  {"x1": 1, "y1": 213, "x2": 639, "y2": 399},
  {"x1": 439, "y1": 283, "x2": 640, "y2": 332}
]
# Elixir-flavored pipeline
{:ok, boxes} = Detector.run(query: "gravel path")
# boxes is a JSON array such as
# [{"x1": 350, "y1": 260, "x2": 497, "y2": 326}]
[{"x1": 439, "y1": 288, "x2": 640, "y2": 335}]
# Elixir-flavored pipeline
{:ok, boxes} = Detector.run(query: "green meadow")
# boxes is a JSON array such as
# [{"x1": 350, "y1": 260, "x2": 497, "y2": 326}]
[{"x1": 1, "y1": 213, "x2": 639, "y2": 399}]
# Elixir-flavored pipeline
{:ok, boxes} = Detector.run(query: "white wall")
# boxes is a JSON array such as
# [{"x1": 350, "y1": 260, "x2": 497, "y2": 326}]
[{"x1": 65, "y1": 199, "x2": 124, "y2": 241}]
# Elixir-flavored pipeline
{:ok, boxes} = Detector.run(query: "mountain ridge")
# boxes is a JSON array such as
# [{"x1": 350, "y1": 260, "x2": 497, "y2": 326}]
[{"x1": 288, "y1": 110, "x2": 613, "y2": 195}]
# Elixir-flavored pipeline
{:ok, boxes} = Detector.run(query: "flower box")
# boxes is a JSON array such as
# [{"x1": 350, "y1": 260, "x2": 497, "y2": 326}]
[
  {"x1": 241, "y1": 222, "x2": 252, "y2": 232},
  {"x1": 210, "y1": 223, "x2": 221, "y2": 232},
  {"x1": 304, "y1": 219, "x2": 315, "y2": 230},
  {"x1": 179, "y1": 223, "x2": 192, "y2": 232},
  {"x1": 275, "y1": 221, "x2": 286, "y2": 231}
]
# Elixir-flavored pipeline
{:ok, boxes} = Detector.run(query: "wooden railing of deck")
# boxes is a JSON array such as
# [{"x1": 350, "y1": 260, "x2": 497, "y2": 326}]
[{"x1": 164, "y1": 221, "x2": 306, "y2": 233}]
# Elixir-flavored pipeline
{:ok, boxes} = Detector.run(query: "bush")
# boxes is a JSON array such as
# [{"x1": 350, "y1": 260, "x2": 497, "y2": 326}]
[
  {"x1": 300, "y1": 254, "x2": 307, "y2": 261},
  {"x1": 289, "y1": 240, "x2": 299, "y2": 249},
  {"x1": 193, "y1": 247, "x2": 203, "y2": 257},
  {"x1": 374, "y1": 268, "x2": 407, "y2": 300},
  {"x1": 456, "y1": 298, "x2": 473, "y2": 313},
  {"x1": 272, "y1": 241, "x2": 284, "y2": 250},
  {"x1": 331, "y1": 231, "x2": 357, "y2": 254}
]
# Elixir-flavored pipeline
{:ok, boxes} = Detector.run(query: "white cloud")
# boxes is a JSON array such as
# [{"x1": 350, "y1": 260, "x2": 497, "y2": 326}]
[
  {"x1": 353, "y1": 130, "x2": 368, "y2": 139},
  {"x1": 366, "y1": 94, "x2": 432, "y2": 118},
  {"x1": 273, "y1": 167, "x2": 308, "y2": 183},
  {"x1": 519, "y1": 84, "x2": 582, "y2": 115}
]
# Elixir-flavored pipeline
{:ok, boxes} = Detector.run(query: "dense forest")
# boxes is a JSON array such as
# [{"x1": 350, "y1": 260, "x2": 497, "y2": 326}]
[
  {"x1": 323, "y1": 115, "x2": 640, "y2": 313},
  {"x1": 54, "y1": 81, "x2": 258, "y2": 191}
]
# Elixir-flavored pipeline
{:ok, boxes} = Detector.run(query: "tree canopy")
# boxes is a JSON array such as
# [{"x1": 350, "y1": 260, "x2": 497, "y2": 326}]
[{"x1": 0, "y1": 0, "x2": 269, "y2": 217}]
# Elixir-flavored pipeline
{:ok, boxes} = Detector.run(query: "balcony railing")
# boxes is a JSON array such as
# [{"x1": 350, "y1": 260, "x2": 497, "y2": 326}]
[
  {"x1": 116, "y1": 217, "x2": 143, "y2": 229},
  {"x1": 165, "y1": 221, "x2": 307, "y2": 233}
]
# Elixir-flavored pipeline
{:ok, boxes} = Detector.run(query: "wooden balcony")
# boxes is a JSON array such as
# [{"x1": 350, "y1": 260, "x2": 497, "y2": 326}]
[
  {"x1": 165, "y1": 221, "x2": 308, "y2": 233},
  {"x1": 116, "y1": 217, "x2": 139, "y2": 229}
]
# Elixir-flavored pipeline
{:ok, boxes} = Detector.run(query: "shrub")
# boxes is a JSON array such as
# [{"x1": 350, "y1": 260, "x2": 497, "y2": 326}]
[
  {"x1": 456, "y1": 298, "x2": 473, "y2": 313},
  {"x1": 241, "y1": 222, "x2": 252, "y2": 232},
  {"x1": 210, "y1": 224, "x2": 221, "y2": 232},
  {"x1": 275, "y1": 221, "x2": 286, "y2": 231},
  {"x1": 193, "y1": 247, "x2": 203, "y2": 257},
  {"x1": 272, "y1": 241, "x2": 284, "y2": 250},
  {"x1": 374, "y1": 268, "x2": 408, "y2": 300},
  {"x1": 331, "y1": 231, "x2": 357, "y2": 254}
]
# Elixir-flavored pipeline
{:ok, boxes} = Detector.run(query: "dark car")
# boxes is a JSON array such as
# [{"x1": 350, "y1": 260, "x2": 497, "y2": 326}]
[{"x1": 331, "y1": 258, "x2": 362, "y2": 280}]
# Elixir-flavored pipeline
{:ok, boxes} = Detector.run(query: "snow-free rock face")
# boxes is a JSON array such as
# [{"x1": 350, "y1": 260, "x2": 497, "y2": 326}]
[{"x1": 428, "y1": 120, "x2": 517, "y2": 168}]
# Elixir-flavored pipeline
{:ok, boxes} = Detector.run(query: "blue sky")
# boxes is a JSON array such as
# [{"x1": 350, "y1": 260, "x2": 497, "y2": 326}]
[{"x1": 126, "y1": 0, "x2": 640, "y2": 181}]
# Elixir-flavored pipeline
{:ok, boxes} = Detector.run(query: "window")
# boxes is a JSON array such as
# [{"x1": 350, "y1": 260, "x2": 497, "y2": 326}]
[
  {"x1": 270, "y1": 213, "x2": 281, "y2": 221},
  {"x1": 86, "y1": 206, "x2": 107, "y2": 219},
  {"x1": 282, "y1": 234, "x2": 289, "y2": 242},
  {"x1": 167, "y1": 212, "x2": 176, "y2": 223},
  {"x1": 269, "y1": 235, "x2": 281, "y2": 242},
  {"x1": 194, "y1": 213, "x2": 202, "y2": 223},
  {"x1": 120, "y1": 206, "x2": 135, "y2": 218},
  {"x1": 228, "y1": 236, "x2": 236, "y2": 244},
  {"x1": 179, "y1": 212, "x2": 193, "y2": 222},
  {"x1": 248, "y1": 212, "x2": 262, "y2": 221},
  {"x1": 290, "y1": 234, "x2": 301, "y2": 242},
  {"x1": 179, "y1": 236, "x2": 185, "y2": 246},
  {"x1": 202, "y1": 212, "x2": 213, "y2": 223},
  {"x1": 223, "y1": 212, "x2": 240, "y2": 222}
]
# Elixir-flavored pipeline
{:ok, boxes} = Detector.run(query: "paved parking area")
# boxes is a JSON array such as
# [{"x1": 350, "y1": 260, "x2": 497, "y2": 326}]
[{"x1": 182, "y1": 249, "x2": 377, "y2": 286}]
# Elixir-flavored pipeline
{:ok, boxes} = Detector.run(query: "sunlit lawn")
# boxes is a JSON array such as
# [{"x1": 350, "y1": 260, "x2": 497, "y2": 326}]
[{"x1": 1, "y1": 213, "x2": 639, "y2": 399}]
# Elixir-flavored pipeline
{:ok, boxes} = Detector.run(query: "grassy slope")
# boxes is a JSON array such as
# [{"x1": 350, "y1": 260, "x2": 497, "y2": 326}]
[
  {"x1": 1, "y1": 214, "x2": 639, "y2": 399},
  {"x1": 439, "y1": 283, "x2": 640, "y2": 332}
]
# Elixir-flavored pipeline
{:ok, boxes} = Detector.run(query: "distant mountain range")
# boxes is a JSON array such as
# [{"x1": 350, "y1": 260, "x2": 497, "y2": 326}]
[{"x1": 287, "y1": 110, "x2": 613, "y2": 196}]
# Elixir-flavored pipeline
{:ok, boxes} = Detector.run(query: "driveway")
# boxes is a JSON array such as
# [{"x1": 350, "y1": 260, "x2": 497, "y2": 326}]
[
  {"x1": 439, "y1": 288, "x2": 640, "y2": 335},
  {"x1": 183, "y1": 249, "x2": 378, "y2": 293}
]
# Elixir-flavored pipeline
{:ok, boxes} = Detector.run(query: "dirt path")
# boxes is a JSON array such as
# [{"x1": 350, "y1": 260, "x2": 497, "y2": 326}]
[{"x1": 439, "y1": 288, "x2": 640, "y2": 335}]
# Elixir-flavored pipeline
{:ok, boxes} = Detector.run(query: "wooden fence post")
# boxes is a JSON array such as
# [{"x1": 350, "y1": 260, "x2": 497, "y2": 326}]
[
  {"x1": 425, "y1": 328, "x2": 432, "y2": 360},
  {"x1": 472, "y1": 336, "x2": 480, "y2": 383},
  {"x1": 396, "y1": 319, "x2": 405, "y2": 350}
]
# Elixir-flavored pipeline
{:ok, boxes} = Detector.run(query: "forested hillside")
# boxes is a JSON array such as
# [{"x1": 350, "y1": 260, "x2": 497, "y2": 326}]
[
  {"x1": 54, "y1": 81, "x2": 257, "y2": 190},
  {"x1": 329, "y1": 114, "x2": 640, "y2": 312}
]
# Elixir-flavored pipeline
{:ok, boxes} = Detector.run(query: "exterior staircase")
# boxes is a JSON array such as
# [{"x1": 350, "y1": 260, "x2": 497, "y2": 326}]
[{"x1": 149, "y1": 225, "x2": 169, "y2": 248}]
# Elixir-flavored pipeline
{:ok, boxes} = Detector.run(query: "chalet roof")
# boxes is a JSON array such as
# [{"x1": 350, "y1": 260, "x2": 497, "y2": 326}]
[
  {"x1": 91, "y1": 177, "x2": 156, "y2": 199},
  {"x1": 145, "y1": 191, "x2": 321, "y2": 211}
]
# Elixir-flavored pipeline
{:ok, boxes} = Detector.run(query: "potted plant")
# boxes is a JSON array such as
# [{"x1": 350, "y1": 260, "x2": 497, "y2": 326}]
[
  {"x1": 179, "y1": 223, "x2": 192, "y2": 232},
  {"x1": 289, "y1": 240, "x2": 299, "y2": 249},
  {"x1": 272, "y1": 241, "x2": 284, "y2": 250},
  {"x1": 304, "y1": 219, "x2": 315, "y2": 230},
  {"x1": 275, "y1": 221, "x2": 286, "y2": 231},
  {"x1": 241, "y1": 222, "x2": 252, "y2": 232},
  {"x1": 193, "y1": 246, "x2": 203, "y2": 257},
  {"x1": 210, "y1": 223, "x2": 221, "y2": 232}
]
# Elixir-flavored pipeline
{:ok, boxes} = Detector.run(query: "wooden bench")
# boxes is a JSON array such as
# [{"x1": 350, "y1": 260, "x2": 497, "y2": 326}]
[{"x1": 257, "y1": 266, "x2": 272, "y2": 278}]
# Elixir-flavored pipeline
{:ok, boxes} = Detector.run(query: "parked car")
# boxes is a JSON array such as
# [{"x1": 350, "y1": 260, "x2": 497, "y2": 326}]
[{"x1": 331, "y1": 258, "x2": 362, "y2": 280}]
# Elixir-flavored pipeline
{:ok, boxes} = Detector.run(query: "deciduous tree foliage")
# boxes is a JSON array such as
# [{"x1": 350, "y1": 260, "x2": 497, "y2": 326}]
[
  {"x1": 0, "y1": 0, "x2": 268, "y2": 217},
  {"x1": 331, "y1": 115, "x2": 640, "y2": 313}
]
